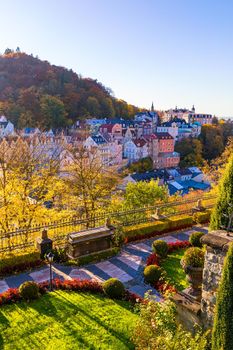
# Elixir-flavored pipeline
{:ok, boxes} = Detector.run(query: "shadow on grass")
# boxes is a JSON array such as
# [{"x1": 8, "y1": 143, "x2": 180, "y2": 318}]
[
  {"x1": 0, "y1": 311, "x2": 10, "y2": 349},
  {"x1": 22, "y1": 290, "x2": 135, "y2": 349}
]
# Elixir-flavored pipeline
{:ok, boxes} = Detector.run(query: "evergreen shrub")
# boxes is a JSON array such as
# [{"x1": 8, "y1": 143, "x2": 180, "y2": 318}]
[
  {"x1": 103, "y1": 278, "x2": 125, "y2": 299},
  {"x1": 19, "y1": 281, "x2": 39, "y2": 301},
  {"x1": 189, "y1": 232, "x2": 205, "y2": 247},
  {"x1": 143, "y1": 265, "x2": 162, "y2": 284},
  {"x1": 152, "y1": 240, "x2": 168, "y2": 258}
]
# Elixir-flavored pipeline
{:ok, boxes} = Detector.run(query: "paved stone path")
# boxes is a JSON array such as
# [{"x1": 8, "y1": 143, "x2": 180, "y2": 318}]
[{"x1": 0, "y1": 226, "x2": 208, "y2": 298}]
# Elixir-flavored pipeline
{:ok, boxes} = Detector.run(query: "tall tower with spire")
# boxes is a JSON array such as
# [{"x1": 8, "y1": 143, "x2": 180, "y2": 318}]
[{"x1": 151, "y1": 102, "x2": 154, "y2": 112}]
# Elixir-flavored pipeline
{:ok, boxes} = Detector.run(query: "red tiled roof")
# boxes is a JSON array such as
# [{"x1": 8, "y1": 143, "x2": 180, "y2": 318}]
[
  {"x1": 134, "y1": 139, "x2": 147, "y2": 147},
  {"x1": 155, "y1": 132, "x2": 173, "y2": 140}
]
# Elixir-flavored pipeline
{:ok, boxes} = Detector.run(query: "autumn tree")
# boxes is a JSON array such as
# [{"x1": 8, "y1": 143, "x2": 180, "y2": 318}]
[
  {"x1": 40, "y1": 94, "x2": 67, "y2": 128},
  {"x1": 0, "y1": 136, "x2": 63, "y2": 248},
  {"x1": 0, "y1": 52, "x2": 141, "y2": 127},
  {"x1": 61, "y1": 145, "x2": 119, "y2": 223}
]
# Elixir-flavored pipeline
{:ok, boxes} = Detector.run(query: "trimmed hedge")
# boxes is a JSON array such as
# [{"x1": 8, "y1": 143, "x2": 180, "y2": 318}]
[
  {"x1": 167, "y1": 215, "x2": 193, "y2": 231},
  {"x1": 193, "y1": 210, "x2": 211, "y2": 224},
  {"x1": 124, "y1": 215, "x2": 194, "y2": 242},
  {"x1": 0, "y1": 252, "x2": 44, "y2": 277},
  {"x1": 124, "y1": 220, "x2": 168, "y2": 240},
  {"x1": 65, "y1": 247, "x2": 120, "y2": 266}
]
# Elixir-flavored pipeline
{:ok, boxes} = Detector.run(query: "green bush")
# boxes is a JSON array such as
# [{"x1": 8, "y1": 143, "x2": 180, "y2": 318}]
[
  {"x1": 143, "y1": 265, "x2": 162, "y2": 284},
  {"x1": 64, "y1": 247, "x2": 120, "y2": 266},
  {"x1": 0, "y1": 252, "x2": 42, "y2": 276},
  {"x1": 113, "y1": 226, "x2": 125, "y2": 247},
  {"x1": 167, "y1": 215, "x2": 193, "y2": 231},
  {"x1": 124, "y1": 221, "x2": 169, "y2": 239},
  {"x1": 181, "y1": 247, "x2": 205, "y2": 269},
  {"x1": 152, "y1": 240, "x2": 168, "y2": 258},
  {"x1": 123, "y1": 214, "x2": 194, "y2": 241},
  {"x1": 103, "y1": 278, "x2": 125, "y2": 299},
  {"x1": 212, "y1": 243, "x2": 233, "y2": 350},
  {"x1": 51, "y1": 247, "x2": 68, "y2": 263},
  {"x1": 193, "y1": 210, "x2": 211, "y2": 224},
  {"x1": 19, "y1": 281, "x2": 39, "y2": 300},
  {"x1": 189, "y1": 232, "x2": 205, "y2": 247}
]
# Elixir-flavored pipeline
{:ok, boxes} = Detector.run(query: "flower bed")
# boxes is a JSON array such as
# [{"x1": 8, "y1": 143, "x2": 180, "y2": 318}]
[
  {"x1": 145, "y1": 241, "x2": 190, "y2": 295},
  {"x1": 0, "y1": 278, "x2": 143, "y2": 306}
]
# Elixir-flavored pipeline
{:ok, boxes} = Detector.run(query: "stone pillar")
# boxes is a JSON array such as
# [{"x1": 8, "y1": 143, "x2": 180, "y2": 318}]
[
  {"x1": 36, "y1": 229, "x2": 53, "y2": 259},
  {"x1": 200, "y1": 230, "x2": 233, "y2": 328}
]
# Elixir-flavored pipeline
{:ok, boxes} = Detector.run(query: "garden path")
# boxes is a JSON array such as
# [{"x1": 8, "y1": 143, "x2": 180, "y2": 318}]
[{"x1": 0, "y1": 226, "x2": 208, "y2": 298}]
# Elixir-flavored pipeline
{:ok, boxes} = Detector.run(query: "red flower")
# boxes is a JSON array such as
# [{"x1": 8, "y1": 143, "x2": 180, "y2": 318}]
[{"x1": 146, "y1": 253, "x2": 160, "y2": 266}]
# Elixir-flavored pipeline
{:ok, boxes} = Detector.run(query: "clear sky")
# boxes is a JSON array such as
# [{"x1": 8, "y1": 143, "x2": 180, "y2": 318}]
[{"x1": 0, "y1": 0, "x2": 232, "y2": 117}]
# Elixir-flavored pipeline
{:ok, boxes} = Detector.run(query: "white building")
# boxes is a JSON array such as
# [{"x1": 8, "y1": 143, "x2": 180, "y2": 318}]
[
  {"x1": 123, "y1": 139, "x2": 148, "y2": 162},
  {"x1": 0, "y1": 116, "x2": 14, "y2": 137}
]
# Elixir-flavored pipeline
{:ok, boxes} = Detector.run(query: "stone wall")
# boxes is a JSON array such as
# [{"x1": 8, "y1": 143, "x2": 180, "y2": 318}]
[{"x1": 201, "y1": 230, "x2": 233, "y2": 328}]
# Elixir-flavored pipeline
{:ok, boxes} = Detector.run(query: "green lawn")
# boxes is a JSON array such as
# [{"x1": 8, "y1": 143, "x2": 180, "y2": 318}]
[
  {"x1": 161, "y1": 249, "x2": 189, "y2": 291},
  {"x1": 0, "y1": 291, "x2": 138, "y2": 350}
]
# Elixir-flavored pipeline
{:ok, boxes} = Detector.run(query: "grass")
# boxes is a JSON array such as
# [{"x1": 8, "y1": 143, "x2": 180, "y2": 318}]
[
  {"x1": 161, "y1": 248, "x2": 189, "y2": 291},
  {"x1": 0, "y1": 291, "x2": 138, "y2": 350}
]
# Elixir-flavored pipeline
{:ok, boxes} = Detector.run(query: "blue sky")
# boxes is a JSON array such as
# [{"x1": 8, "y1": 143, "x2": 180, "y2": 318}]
[{"x1": 0, "y1": 0, "x2": 232, "y2": 116}]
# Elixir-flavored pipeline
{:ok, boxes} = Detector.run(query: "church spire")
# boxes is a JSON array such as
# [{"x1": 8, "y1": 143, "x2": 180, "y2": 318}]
[{"x1": 151, "y1": 102, "x2": 154, "y2": 112}]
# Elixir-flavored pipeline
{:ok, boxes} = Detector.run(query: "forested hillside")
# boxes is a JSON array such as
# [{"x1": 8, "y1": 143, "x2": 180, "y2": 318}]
[{"x1": 0, "y1": 49, "x2": 141, "y2": 129}]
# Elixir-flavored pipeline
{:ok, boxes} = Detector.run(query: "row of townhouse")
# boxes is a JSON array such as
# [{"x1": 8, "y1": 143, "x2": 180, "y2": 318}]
[
  {"x1": 121, "y1": 166, "x2": 211, "y2": 195},
  {"x1": 163, "y1": 106, "x2": 213, "y2": 125}
]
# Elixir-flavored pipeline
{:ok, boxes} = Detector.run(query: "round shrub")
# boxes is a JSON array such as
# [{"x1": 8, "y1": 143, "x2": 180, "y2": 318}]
[
  {"x1": 181, "y1": 247, "x2": 205, "y2": 269},
  {"x1": 143, "y1": 265, "x2": 162, "y2": 284},
  {"x1": 189, "y1": 231, "x2": 205, "y2": 247},
  {"x1": 19, "y1": 281, "x2": 39, "y2": 301},
  {"x1": 103, "y1": 278, "x2": 125, "y2": 299},
  {"x1": 152, "y1": 240, "x2": 168, "y2": 258}
]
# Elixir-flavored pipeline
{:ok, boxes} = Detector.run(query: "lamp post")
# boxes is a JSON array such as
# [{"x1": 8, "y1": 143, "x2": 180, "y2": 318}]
[{"x1": 47, "y1": 252, "x2": 54, "y2": 291}]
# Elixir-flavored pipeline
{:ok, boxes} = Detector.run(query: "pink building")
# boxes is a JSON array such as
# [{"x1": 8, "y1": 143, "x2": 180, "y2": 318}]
[{"x1": 99, "y1": 123, "x2": 122, "y2": 141}]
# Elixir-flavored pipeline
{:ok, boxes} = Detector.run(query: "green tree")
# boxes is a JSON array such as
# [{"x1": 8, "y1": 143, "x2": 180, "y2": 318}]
[
  {"x1": 127, "y1": 157, "x2": 153, "y2": 174},
  {"x1": 125, "y1": 180, "x2": 168, "y2": 208},
  {"x1": 40, "y1": 94, "x2": 67, "y2": 128},
  {"x1": 212, "y1": 243, "x2": 233, "y2": 350},
  {"x1": 101, "y1": 97, "x2": 115, "y2": 118},
  {"x1": 200, "y1": 125, "x2": 224, "y2": 160},
  {"x1": 210, "y1": 154, "x2": 233, "y2": 230},
  {"x1": 175, "y1": 138, "x2": 203, "y2": 167},
  {"x1": 86, "y1": 96, "x2": 101, "y2": 116}
]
